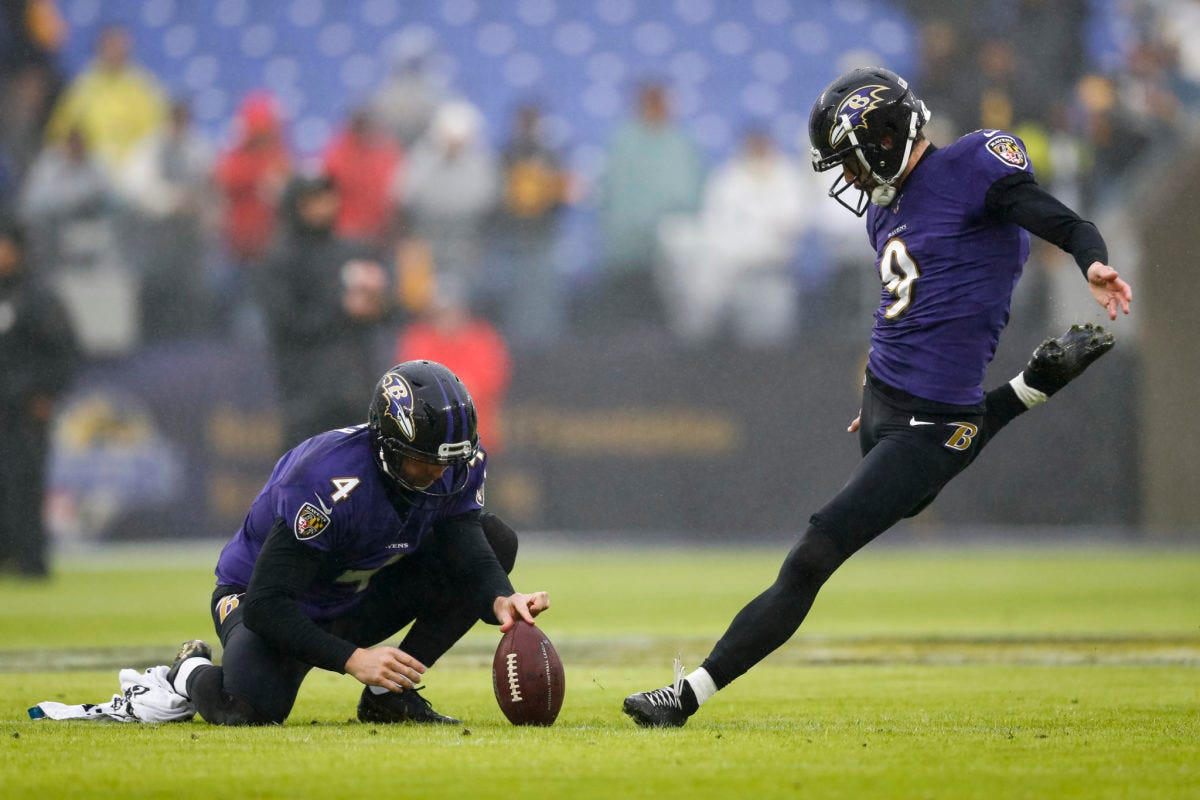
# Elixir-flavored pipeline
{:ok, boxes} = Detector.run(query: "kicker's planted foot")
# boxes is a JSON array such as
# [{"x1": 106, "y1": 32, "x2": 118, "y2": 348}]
[{"x1": 623, "y1": 657, "x2": 698, "y2": 728}]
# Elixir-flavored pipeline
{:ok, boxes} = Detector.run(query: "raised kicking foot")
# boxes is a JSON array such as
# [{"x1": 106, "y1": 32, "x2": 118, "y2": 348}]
[
  {"x1": 623, "y1": 657, "x2": 696, "y2": 728},
  {"x1": 1025, "y1": 323, "x2": 1115, "y2": 394},
  {"x1": 357, "y1": 685, "x2": 461, "y2": 725}
]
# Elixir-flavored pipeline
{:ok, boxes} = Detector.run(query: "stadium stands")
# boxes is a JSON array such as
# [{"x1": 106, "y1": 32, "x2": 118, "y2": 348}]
[{"x1": 55, "y1": 0, "x2": 918, "y2": 167}]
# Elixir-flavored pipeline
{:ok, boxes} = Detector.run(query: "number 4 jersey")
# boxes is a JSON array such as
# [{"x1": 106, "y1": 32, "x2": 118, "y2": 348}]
[
  {"x1": 214, "y1": 425, "x2": 486, "y2": 620},
  {"x1": 864, "y1": 129, "x2": 1034, "y2": 407}
]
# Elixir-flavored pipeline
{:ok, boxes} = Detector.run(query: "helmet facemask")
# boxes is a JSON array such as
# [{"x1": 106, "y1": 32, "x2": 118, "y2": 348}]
[
  {"x1": 809, "y1": 68, "x2": 930, "y2": 217},
  {"x1": 375, "y1": 438, "x2": 476, "y2": 498}
]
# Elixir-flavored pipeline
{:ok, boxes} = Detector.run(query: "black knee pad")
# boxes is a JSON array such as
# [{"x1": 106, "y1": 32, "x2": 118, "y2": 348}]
[
  {"x1": 480, "y1": 513, "x2": 518, "y2": 574},
  {"x1": 904, "y1": 492, "x2": 938, "y2": 519},
  {"x1": 212, "y1": 694, "x2": 281, "y2": 726},
  {"x1": 778, "y1": 525, "x2": 846, "y2": 590},
  {"x1": 189, "y1": 667, "x2": 284, "y2": 726}
]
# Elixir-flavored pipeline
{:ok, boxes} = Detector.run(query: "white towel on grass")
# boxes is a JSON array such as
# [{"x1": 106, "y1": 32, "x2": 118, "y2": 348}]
[{"x1": 29, "y1": 665, "x2": 196, "y2": 723}]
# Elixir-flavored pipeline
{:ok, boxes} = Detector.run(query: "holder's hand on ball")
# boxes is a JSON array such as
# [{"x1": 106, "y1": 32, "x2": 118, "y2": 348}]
[{"x1": 494, "y1": 591, "x2": 550, "y2": 632}]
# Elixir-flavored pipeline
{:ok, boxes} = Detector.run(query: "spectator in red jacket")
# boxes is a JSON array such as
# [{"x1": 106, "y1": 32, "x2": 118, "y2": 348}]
[
  {"x1": 322, "y1": 107, "x2": 402, "y2": 252},
  {"x1": 216, "y1": 91, "x2": 291, "y2": 268},
  {"x1": 214, "y1": 91, "x2": 291, "y2": 339},
  {"x1": 395, "y1": 279, "x2": 512, "y2": 453}
]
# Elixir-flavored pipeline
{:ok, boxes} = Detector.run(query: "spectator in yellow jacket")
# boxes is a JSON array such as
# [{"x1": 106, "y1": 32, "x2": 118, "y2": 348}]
[{"x1": 45, "y1": 24, "x2": 166, "y2": 172}]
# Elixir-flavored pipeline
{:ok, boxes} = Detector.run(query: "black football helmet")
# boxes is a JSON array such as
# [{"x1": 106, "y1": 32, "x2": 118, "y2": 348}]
[
  {"x1": 808, "y1": 66, "x2": 930, "y2": 216},
  {"x1": 368, "y1": 360, "x2": 479, "y2": 496}
]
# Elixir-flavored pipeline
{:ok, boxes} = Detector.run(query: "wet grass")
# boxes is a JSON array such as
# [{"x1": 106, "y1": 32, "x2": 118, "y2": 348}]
[{"x1": 1, "y1": 544, "x2": 1197, "y2": 798}]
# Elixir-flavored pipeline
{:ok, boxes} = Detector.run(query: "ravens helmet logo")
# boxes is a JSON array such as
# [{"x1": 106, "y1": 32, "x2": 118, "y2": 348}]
[
  {"x1": 381, "y1": 372, "x2": 416, "y2": 441},
  {"x1": 830, "y1": 84, "x2": 891, "y2": 149}
]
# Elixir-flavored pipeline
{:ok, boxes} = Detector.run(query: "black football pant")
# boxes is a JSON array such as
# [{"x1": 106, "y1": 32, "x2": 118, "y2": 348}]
[
  {"x1": 186, "y1": 514, "x2": 518, "y2": 725},
  {"x1": 700, "y1": 372, "x2": 1030, "y2": 689}
]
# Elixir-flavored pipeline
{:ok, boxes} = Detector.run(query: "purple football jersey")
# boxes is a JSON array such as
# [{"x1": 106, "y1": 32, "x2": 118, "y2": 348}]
[
  {"x1": 215, "y1": 424, "x2": 486, "y2": 620},
  {"x1": 864, "y1": 129, "x2": 1034, "y2": 405}
]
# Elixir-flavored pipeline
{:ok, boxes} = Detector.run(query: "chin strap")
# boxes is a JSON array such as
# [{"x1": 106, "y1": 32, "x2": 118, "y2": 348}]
[
  {"x1": 871, "y1": 184, "x2": 897, "y2": 206},
  {"x1": 826, "y1": 101, "x2": 929, "y2": 215},
  {"x1": 867, "y1": 107, "x2": 928, "y2": 209}
]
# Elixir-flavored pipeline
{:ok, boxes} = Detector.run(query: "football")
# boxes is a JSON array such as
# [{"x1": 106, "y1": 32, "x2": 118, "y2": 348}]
[{"x1": 492, "y1": 621, "x2": 565, "y2": 726}]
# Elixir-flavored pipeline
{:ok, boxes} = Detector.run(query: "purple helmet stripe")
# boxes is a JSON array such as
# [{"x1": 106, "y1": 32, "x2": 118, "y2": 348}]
[
  {"x1": 432, "y1": 370, "x2": 455, "y2": 442},
  {"x1": 444, "y1": 372, "x2": 470, "y2": 444}
]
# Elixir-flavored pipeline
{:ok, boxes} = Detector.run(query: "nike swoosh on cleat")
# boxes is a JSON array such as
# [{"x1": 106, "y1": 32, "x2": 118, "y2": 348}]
[{"x1": 909, "y1": 416, "x2": 935, "y2": 426}]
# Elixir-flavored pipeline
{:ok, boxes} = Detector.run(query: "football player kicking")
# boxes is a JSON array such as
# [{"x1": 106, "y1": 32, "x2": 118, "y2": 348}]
[
  {"x1": 624, "y1": 67, "x2": 1132, "y2": 727},
  {"x1": 166, "y1": 360, "x2": 549, "y2": 725}
]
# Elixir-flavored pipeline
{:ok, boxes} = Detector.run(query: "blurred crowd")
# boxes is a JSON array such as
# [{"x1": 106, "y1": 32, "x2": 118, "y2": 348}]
[
  {"x1": 4, "y1": 3, "x2": 1196, "y2": 360},
  {"x1": 1, "y1": 1, "x2": 1197, "y2": 571},
  {"x1": 905, "y1": 0, "x2": 1196, "y2": 212}
]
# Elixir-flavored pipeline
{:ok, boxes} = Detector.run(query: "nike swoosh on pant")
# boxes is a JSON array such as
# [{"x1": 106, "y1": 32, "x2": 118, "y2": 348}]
[{"x1": 909, "y1": 416, "x2": 935, "y2": 426}]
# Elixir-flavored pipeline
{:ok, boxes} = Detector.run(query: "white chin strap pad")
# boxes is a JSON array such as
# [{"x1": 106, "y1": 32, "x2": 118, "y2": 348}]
[{"x1": 871, "y1": 184, "x2": 896, "y2": 206}]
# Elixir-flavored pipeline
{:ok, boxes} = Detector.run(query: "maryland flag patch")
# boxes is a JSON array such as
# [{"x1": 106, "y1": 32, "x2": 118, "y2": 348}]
[
  {"x1": 294, "y1": 502, "x2": 331, "y2": 540},
  {"x1": 984, "y1": 134, "x2": 1028, "y2": 169}
]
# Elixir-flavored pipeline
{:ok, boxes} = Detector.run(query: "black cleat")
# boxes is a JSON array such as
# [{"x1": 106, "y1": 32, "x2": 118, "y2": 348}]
[
  {"x1": 357, "y1": 685, "x2": 461, "y2": 725},
  {"x1": 166, "y1": 639, "x2": 212, "y2": 694},
  {"x1": 623, "y1": 657, "x2": 692, "y2": 728},
  {"x1": 1024, "y1": 323, "x2": 1115, "y2": 394}
]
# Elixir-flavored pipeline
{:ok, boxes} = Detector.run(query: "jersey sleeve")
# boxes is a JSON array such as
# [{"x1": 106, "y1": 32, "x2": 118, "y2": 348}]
[
  {"x1": 985, "y1": 173, "x2": 1108, "y2": 276},
  {"x1": 955, "y1": 130, "x2": 1035, "y2": 215},
  {"x1": 241, "y1": 517, "x2": 359, "y2": 673},
  {"x1": 272, "y1": 480, "x2": 346, "y2": 554},
  {"x1": 974, "y1": 130, "x2": 1035, "y2": 181}
]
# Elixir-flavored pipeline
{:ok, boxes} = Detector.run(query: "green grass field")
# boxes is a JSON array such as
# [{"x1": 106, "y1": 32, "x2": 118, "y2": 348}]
[{"x1": 1, "y1": 543, "x2": 1197, "y2": 799}]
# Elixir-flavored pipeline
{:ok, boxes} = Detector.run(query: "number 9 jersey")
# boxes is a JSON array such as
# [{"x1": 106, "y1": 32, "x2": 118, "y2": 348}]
[{"x1": 864, "y1": 129, "x2": 1034, "y2": 407}]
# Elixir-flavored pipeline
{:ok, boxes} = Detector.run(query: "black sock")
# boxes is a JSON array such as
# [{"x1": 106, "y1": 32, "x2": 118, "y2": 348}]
[
  {"x1": 1022, "y1": 368, "x2": 1063, "y2": 396},
  {"x1": 678, "y1": 680, "x2": 699, "y2": 715},
  {"x1": 980, "y1": 383, "x2": 1031, "y2": 442},
  {"x1": 986, "y1": 382, "x2": 1029, "y2": 421}
]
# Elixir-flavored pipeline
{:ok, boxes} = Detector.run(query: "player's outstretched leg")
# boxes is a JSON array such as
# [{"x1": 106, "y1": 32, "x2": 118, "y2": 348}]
[
  {"x1": 623, "y1": 656, "x2": 699, "y2": 728},
  {"x1": 1022, "y1": 323, "x2": 1115, "y2": 398},
  {"x1": 357, "y1": 685, "x2": 461, "y2": 725}
]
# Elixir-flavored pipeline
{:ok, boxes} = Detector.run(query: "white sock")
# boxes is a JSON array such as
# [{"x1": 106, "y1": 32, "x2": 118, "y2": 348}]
[
  {"x1": 172, "y1": 656, "x2": 212, "y2": 699},
  {"x1": 684, "y1": 668, "x2": 718, "y2": 706},
  {"x1": 1009, "y1": 372, "x2": 1048, "y2": 408}
]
